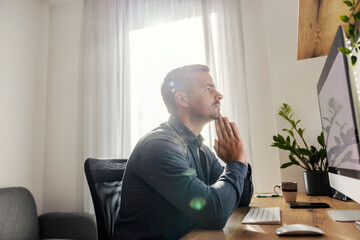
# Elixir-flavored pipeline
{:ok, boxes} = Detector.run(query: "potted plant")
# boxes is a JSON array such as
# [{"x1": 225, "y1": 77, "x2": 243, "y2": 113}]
[
  {"x1": 271, "y1": 103, "x2": 330, "y2": 195},
  {"x1": 338, "y1": 0, "x2": 360, "y2": 66}
]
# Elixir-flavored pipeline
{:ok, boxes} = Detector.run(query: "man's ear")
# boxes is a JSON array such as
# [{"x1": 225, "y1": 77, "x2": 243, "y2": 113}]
[{"x1": 174, "y1": 91, "x2": 189, "y2": 108}]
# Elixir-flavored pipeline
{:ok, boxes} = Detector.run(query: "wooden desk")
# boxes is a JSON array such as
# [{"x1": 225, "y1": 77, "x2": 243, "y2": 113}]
[{"x1": 182, "y1": 193, "x2": 360, "y2": 240}]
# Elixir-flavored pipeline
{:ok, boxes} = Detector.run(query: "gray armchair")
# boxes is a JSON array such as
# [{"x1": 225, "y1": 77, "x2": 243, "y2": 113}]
[{"x1": 0, "y1": 187, "x2": 97, "y2": 240}]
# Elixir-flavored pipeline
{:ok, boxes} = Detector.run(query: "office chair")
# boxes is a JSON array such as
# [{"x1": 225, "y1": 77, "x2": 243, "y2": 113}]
[{"x1": 84, "y1": 158, "x2": 127, "y2": 240}]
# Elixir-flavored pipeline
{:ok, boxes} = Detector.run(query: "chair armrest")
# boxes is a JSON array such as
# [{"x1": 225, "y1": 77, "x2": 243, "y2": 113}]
[{"x1": 39, "y1": 212, "x2": 97, "y2": 240}]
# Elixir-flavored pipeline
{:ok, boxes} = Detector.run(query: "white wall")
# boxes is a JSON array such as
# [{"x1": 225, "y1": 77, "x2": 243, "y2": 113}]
[
  {"x1": 242, "y1": 0, "x2": 330, "y2": 193},
  {"x1": 263, "y1": 0, "x2": 327, "y2": 191},
  {"x1": 0, "y1": 0, "x2": 49, "y2": 213},
  {"x1": 0, "y1": 0, "x2": 83, "y2": 214},
  {"x1": 43, "y1": 0, "x2": 84, "y2": 213}
]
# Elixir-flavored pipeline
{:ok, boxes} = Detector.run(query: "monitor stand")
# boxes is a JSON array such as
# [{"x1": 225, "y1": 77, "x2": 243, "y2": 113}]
[
  {"x1": 330, "y1": 188, "x2": 349, "y2": 202},
  {"x1": 328, "y1": 210, "x2": 360, "y2": 221}
]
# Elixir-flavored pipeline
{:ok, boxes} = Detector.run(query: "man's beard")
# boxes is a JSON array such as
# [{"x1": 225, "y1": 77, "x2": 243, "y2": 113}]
[
  {"x1": 210, "y1": 101, "x2": 221, "y2": 119},
  {"x1": 210, "y1": 109, "x2": 220, "y2": 120}
]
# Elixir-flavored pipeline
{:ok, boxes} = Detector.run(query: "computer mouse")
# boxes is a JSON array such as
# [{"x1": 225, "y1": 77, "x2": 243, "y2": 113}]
[{"x1": 275, "y1": 224, "x2": 324, "y2": 236}]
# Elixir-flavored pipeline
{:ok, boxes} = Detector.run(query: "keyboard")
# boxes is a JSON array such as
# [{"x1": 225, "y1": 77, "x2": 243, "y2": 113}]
[{"x1": 242, "y1": 207, "x2": 281, "y2": 224}]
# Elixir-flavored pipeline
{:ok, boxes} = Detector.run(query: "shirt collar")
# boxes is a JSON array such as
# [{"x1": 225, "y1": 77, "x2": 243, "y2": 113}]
[{"x1": 168, "y1": 115, "x2": 204, "y2": 147}]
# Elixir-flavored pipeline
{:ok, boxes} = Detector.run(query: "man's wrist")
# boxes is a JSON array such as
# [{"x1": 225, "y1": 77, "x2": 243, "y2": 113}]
[
  {"x1": 237, "y1": 160, "x2": 248, "y2": 167},
  {"x1": 234, "y1": 156, "x2": 247, "y2": 166},
  {"x1": 225, "y1": 161, "x2": 248, "y2": 179}
]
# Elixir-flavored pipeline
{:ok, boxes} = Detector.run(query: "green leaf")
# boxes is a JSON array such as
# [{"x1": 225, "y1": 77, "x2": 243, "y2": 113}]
[
  {"x1": 290, "y1": 120, "x2": 296, "y2": 128},
  {"x1": 347, "y1": 24, "x2": 355, "y2": 37},
  {"x1": 298, "y1": 148, "x2": 312, "y2": 156},
  {"x1": 355, "y1": 28, "x2": 359, "y2": 37},
  {"x1": 338, "y1": 47, "x2": 351, "y2": 54},
  {"x1": 354, "y1": 10, "x2": 360, "y2": 21},
  {"x1": 317, "y1": 132, "x2": 325, "y2": 146},
  {"x1": 320, "y1": 149, "x2": 327, "y2": 160},
  {"x1": 280, "y1": 162, "x2": 294, "y2": 169},
  {"x1": 309, "y1": 155, "x2": 319, "y2": 165},
  {"x1": 272, "y1": 144, "x2": 288, "y2": 150},
  {"x1": 288, "y1": 130, "x2": 294, "y2": 138},
  {"x1": 298, "y1": 128, "x2": 304, "y2": 137},
  {"x1": 277, "y1": 134, "x2": 285, "y2": 143},
  {"x1": 270, "y1": 142, "x2": 280, "y2": 147},
  {"x1": 310, "y1": 146, "x2": 317, "y2": 153},
  {"x1": 351, "y1": 56, "x2": 357, "y2": 66},
  {"x1": 286, "y1": 136, "x2": 291, "y2": 146},
  {"x1": 278, "y1": 145, "x2": 290, "y2": 150},
  {"x1": 289, "y1": 155, "x2": 300, "y2": 165},
  {"x1": 339, "y1": 15, "x2": 350, "y2": 22},
  {"x1": 343, "y1": 0, "x2": 353, "y2": 6}
]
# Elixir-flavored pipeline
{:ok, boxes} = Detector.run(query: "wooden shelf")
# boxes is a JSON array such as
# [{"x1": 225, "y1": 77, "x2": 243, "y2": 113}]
[{"x1": 297, "y1": 0, "x2": 349, "y2": 60}]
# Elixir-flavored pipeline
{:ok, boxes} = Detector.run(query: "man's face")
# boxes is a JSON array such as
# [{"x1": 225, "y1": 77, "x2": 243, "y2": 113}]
[{"x1": 186, "y1": 72, "x2": 223, "y2": 122}]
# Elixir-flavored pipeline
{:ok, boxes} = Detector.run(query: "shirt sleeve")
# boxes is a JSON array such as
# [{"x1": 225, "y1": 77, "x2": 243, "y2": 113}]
[
  {"x1": 238, "y1": 164, "x2": 253, "y2": 207},
  {"x1": 134, "y1": 138, "x2": 249, "y2": 229},
  {"x1": 206, "y1": 149, "x2": 254, "y2": 207},
  {"x1": 206, "y1": 149, "x2": 225, "y2": 185}
]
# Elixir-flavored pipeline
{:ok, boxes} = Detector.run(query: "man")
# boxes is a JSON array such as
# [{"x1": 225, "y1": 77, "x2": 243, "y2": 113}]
[{"x1": 114, "y1": 64, "x2": 253, "y2": 239}]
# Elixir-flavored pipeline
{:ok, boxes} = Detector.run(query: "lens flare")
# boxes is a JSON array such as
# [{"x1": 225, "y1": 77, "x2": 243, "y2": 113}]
[
  {"x1": 190, "y1": 197, "x2": 206, "y2": 210},
  {"x1": 182, "y1": 168, "x2": 196, "y2": 176}
]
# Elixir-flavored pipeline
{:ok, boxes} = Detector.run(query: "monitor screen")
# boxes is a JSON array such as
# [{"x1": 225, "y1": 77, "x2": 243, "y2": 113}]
[
  {"x1": 317, "y1": 26, "x2": 360, "y2": 205},
  {"x1": 318, "y1": 51, "x2": 360, "y2": 179}
]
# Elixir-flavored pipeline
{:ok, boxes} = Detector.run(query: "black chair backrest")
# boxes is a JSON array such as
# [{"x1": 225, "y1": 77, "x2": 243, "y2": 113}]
[{"x1": 84, "y1": 158, "x2": 127, "y2": 240}]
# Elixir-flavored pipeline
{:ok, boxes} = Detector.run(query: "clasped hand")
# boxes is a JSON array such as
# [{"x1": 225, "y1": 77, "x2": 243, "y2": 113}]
[{"x1": 214, "y1": 115, "x2": 247, "y2": 166}]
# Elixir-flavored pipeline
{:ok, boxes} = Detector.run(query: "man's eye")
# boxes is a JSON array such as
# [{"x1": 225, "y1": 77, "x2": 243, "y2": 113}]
[{"x1": 205, "y1": 87, "x2": 211, "y2": 92}]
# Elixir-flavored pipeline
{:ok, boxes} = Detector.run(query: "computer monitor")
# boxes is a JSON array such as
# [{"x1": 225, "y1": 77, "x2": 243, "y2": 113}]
[{"x1": 317, "y1": 26, "x2": 360, "y2": 221}]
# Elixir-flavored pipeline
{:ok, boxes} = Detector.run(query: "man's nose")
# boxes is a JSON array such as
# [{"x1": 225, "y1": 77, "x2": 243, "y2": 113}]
[{"x1": 216, "y1": 91, "x2": 223, "y2": 100}]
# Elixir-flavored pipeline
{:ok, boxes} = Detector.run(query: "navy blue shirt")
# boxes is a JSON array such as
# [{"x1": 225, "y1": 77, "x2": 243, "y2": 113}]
[{"x1": 114, "y1": 115, "x2": 253, "y2": 239}]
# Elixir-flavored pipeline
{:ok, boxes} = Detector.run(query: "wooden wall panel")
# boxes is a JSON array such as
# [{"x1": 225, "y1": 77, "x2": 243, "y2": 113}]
[{"x1": 297, "y1": 0, "x2": 349, "y2": 60}]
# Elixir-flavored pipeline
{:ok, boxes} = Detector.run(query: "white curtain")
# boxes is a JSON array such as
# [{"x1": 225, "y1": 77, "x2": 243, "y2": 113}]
[
  {"x1": 82, "y1": 0, "x2": 131, "y2": 159},
  {"x1": 81, "y1": 0, "x2": 254, "y2": 212},
  {"x1": 82, "y1": 0, "x2": 131, "y2": 212}
]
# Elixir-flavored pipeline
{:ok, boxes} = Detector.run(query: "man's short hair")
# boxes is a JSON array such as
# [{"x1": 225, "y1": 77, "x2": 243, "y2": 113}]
[{"x1": 161, "y1": 64, "x2": 209, "y2": 114}]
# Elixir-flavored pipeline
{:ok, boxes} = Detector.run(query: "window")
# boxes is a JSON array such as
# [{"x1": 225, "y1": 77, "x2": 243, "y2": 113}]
[{"x1": 129, "y1": 16, "x2": 208, "y2": 148}]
